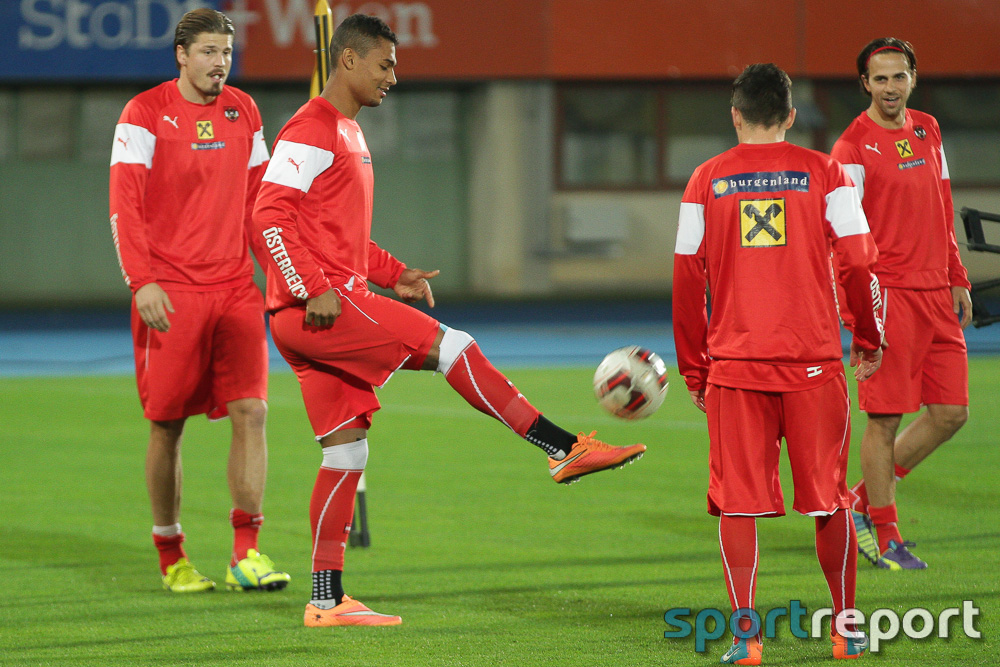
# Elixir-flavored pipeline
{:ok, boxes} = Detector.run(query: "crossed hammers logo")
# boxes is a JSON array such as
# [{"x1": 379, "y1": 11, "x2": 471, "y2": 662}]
[{"x1": 743, "y1": 203, "x2": 783, "y2": 243}]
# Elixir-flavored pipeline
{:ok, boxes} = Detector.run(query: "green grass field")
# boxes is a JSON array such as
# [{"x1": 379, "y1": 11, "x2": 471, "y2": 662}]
[{"x1": 1, "y1": 359, "x2": 997, "y2": 666}]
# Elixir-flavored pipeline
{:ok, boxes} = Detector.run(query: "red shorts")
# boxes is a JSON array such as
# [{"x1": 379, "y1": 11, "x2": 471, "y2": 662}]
[
  {"x1": 705, "y1": 372, "x2": 852, "y2": 517},
  {"x1": 269, "y1": 288, "x2": 440, "y2": 438},
  {"x1": 132, "y1": 280, "x2": 268, "y2": 421},
  {"x1": 858, "y1": 287, "x2": 968, "y2": 414}
]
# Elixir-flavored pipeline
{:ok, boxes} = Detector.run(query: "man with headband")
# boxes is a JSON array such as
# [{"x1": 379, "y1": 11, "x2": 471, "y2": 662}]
[{"x1": 832, "y1": 38, "x2": 972, "y2": 570}]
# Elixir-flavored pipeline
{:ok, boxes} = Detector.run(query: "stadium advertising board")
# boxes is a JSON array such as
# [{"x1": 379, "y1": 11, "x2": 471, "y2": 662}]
[
  {"x1": 1, "y1": 0, "x2": 235, "y2": 80},
  {"x1": 0, "y1": 0, "x2": 543, "y2": 82},
  {"x1": 237, "y1": 0, "x2": 545, "y2": 81},
  {"x1": 2, "y1": 0, "x2": 999, "y2": 82}
]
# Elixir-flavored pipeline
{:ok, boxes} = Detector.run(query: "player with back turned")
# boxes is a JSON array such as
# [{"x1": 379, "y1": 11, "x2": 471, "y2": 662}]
[
  {"x1": 673, "y1": 64, "x2": 884, "y2": 664},
  {"x1": 831, "y1": 38, "x2": 972, "y2": 571},
  {"x1": 109, "y1": 8, "x2": 289, "y2": 593},
  {"x1": 252, "y1": 13, "x2": 646, "y2": 627}
]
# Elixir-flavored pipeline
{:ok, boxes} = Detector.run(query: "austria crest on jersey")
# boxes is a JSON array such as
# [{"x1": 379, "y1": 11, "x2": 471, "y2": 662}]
[{"x1": 225, "y1": 106, "x2": 239, "y2": 122}]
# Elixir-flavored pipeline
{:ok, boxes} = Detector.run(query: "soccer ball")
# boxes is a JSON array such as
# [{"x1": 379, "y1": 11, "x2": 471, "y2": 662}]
[{"x1": 593, "y1": 346, "x2": 669, "y2": 420}]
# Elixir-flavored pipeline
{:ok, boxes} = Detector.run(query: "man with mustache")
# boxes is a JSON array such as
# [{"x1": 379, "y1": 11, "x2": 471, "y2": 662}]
[{"x1": 109, "y1": 8, "x2": 288, "y2": 594}]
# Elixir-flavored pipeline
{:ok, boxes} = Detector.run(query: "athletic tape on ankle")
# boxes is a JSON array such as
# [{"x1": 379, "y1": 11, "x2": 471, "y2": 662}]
[
  {"x1": 437, "y1": 327, "x2": 475, "y2": 375},
  {"x1": 321, "y1": 439, "x2": 369, "y2": 470},
  {"x1": 152, "y1": 523, "x2": 182, "y2": 537}
]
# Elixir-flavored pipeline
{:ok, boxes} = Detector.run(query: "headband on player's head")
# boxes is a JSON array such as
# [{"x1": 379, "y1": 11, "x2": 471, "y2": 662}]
[{"x1": 866, "y1": 45, "x2": 906, "y2": 69}]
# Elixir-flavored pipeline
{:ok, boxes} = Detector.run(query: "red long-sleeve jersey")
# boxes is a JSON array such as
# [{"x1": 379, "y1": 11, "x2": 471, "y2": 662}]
[
  {"x1": 831, "y1": 109, "x2": 969, "y2": 291},
  {"x1": 109, "y1": 80, "x2": 269, "y2": 292},
  {"x1": 252, "y1": 97, "x2": 405, "y2": 313},
  {"x1": 673, "y1": 142, "x2": 884, "y2": 393}
]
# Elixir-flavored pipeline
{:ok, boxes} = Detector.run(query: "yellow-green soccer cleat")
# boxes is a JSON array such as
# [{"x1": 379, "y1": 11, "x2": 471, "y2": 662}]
[
  {"x1": 226, "y1": 549, "x2": 291, "y2": 591},
  {"x1": 162, "y1": 558, "x2": 216, "y2": 593},
  {"x1": 852, "y1": 510, "x2": 881, "y2": 565}
]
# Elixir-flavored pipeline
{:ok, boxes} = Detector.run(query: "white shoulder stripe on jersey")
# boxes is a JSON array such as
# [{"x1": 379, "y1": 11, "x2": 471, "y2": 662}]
[
  {"x1": 940, "y1": 145, "x2": 950, "y2": 181},
  {"x1": 825, "y1": 185, "x2": 870, "y2": 238},
  {"x1": 110, "y1": 123, "x2": 156, "y2": 168},
  {"x1": 675, "y1": 202, "x2": 705, "y2": 255},
  {"x1": 842, "y1": 163, "x2": 865, "y2": 202},
  {"x1": 263, "y1": 139, "x2": 334, "y2": 193},
  {"x1": 248, "y1": 127, "x2": 269, "y2": 169}
]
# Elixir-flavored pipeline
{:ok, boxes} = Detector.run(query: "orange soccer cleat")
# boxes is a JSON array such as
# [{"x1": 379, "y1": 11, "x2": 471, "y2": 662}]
[
  {"x1": 720, "y1": 637, "x2": 763, "y2": 665},
  {"x1": 548, "y1": 431, "x2": 646, "y2": 484},
  {"x1": 304, "y1": 596, "x2": 402, "y2": 627},
  {"x1": 832, "y1": 630, "x2": 868, "y2": 659}
]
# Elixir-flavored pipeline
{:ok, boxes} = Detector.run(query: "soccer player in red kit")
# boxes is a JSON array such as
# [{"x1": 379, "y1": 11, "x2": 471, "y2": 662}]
[
  {"x1": 252, "y1": 14, "x2": 646, "y2": 627},
  {"x1": 831, "y1": 39, "x2": 972, "y2": 570},
  {"x1": 109, "y1": 9, "x2": 289, "y2": 593},
  {"x1": 673, "y1": 64, "x2": 884, "y2": 664}
]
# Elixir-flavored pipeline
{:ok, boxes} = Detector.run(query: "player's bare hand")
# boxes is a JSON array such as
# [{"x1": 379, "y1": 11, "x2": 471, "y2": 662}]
[
  {"x1": 305, "y1": 289, "x2": 341, "y2": 328},
  {"x1": 394, "y1": 268, "x2": 439, "y2": 307},
  {"x1": 135, "y1": 283, "x2": 174, "y2": 333},
  {"x1": 850, "y1": 341, "x2": 883, "y2": 382},
  {"x1": 688, "y1": 388, "x2": 706, "y2": 413},
  {"x1": 952, "y1": 286, "x2": 973, "y2": 329}
]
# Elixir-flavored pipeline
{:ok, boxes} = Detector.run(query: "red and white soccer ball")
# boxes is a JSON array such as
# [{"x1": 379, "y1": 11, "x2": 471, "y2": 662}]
[{"x1": 593, "y1": 346, "x2": 669, "y2": 420}]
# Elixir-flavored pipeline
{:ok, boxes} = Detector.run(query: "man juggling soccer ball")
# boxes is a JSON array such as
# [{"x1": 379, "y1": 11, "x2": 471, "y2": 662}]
[{"x1": 253, "y1": 13, "x2": 647, "y2": 627}]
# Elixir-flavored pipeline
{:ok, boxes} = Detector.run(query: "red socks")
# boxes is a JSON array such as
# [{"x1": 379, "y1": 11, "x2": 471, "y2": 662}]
[
  {"x1": 155, "y1": 511, "x2": 265, "y2": 573},
  {"x1": 850, "y1": 465, "x2": 911, "y2": 552},
  {"x1": 848, "y1": 480, "x2": 870, "y2": 513},
  {"x1": 310, "y1": 467, "x2": 362, "y2": 572},
  {"x1": 815, "y1": 509, "x2": 858, "y2": 633},
  {"x1": 721, "y1": 511, "x2": 860, "y2": 640},
  {"x1": 152, "y1": 532, "x2": 186, "y2": 575},
  {"x1": 850, "y1": 465, "x2": 909, "y2": 514},
  {"x1": 719, "y1": 515, "x2": 759, "y2": 641},
  {"x1": 153, "y1": 508, "x2": 264, "y2": 574},
  {"x1": 443, "y1": 342, "x2": 540, "y2": 436},
  {"x1": 851, "y1": 463, "x2": 910, "y2": 552},
  {"x1": 868, "y1": 503, "x2": 903, "y2": 553},
  {"x1": 230, "y1": 509, "x2": 264, "y2": 566}
]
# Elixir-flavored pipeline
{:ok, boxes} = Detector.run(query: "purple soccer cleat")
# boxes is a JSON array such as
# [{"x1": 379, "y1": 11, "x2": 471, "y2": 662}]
[{"x1": 876, "y1": 540, "x2": 928, "y2": 570}]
